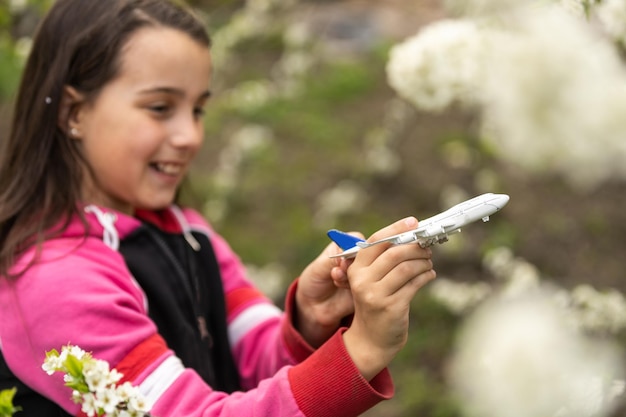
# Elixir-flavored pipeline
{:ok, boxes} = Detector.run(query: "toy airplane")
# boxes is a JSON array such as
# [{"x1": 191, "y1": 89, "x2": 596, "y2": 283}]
[{"x1": 327, "y1": 192, "x2": 510, "y2": 258}]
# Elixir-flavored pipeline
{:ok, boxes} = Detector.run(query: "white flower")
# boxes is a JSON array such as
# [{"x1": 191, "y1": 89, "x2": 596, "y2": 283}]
[
  {"x1": 569, "y1": 285, "x2": 626, "y2": 334},
  {"x1": 429, "y1": 278, "x2": 492, "y2": 314},
  {"x1": 449, "y1": 289, "x2": 624, "y2": 417},
  {"x1": 478, "y1": 6, "x2": 626, "y2": 190},
  {"x1": 107, "y1": 368, "x2": 123, "y2": 386},
  {"x1": 115, "y1": 382, "x2": 139, "y2": 403},
  {"x1": 83, "y1": 360, "x2": 111, "y2": 393},
  {"x1": 66, "y1": 345, "x2": 87, "y2": 360},
  {"x1": 99, "y1": 387, "x2": 122, "y2": 415},
  {"x1": 559, "y1": 0, "x2": 587, "y2": 18},
  {"x1": 313, "y1": 180, "x2": 367, "y2": 226},
  {"x1": 80, "y1": 392, "x2": 99, "y2": 417},
  {"x1": 44, "y1": 344, "x2": 152, "y2": 416},
  {"x1": 128, "y1": 395, "x2": 152, "y2": 414},
  {"x1": 596, "y1": 0, "x2": 626, "y2": 44},
  {"x1": 386, "y1": 19, "x2": 486, "y2": 112},
  {"x1": 387, "y1": 2, "x2": 626, "y2": 190},
  {"x1": 42, "y1": 356, "x2": 63, "y2": 375},
  {"x1": 72, "y1": 390, "x2": 82, "y2": 404}
]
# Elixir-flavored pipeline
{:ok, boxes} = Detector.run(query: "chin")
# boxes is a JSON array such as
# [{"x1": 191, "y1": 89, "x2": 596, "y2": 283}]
[{"x1": 137, "y1": 195, "x2": 177, "y2": 211}]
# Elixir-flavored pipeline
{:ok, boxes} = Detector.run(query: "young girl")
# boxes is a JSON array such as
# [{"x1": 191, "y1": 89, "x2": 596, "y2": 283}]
[{"x1": 0, "y1": 1, "x2": 436, "y2": 416}]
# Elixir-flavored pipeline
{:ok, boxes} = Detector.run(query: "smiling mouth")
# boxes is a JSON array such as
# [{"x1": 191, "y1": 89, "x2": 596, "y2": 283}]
[{"x1": 152, "y1": 162, "x2": 183, "y2": 176}]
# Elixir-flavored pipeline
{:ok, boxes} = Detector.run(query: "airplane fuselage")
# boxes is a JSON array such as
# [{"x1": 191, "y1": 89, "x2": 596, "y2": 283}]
[{"x1": 331, "y1": 193, "x2": 510, "y2": 258}]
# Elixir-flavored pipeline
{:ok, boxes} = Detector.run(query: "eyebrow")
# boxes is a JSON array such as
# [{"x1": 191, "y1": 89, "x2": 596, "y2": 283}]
[{"x1": 138, "y1": 87, "x2": 212, "y2": 100}]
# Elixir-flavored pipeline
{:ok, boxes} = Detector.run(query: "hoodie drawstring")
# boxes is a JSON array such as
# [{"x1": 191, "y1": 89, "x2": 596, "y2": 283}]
[
  {"x1": 84, "y1": 205, "x2": 120, "y2": 251},
  {"x1": 170, "y1": 205, "x2": 201, "y2": 252}
]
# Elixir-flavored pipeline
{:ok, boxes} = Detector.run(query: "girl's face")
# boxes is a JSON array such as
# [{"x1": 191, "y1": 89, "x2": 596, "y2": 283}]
[{"x1": 71, "y1": 27, "x2": 211, "y2": 215}]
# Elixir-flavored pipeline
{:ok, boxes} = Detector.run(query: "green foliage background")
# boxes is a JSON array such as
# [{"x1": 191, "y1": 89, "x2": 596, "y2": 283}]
[{"x1": 1, "y1": 1, "x2": 625, "y2": 416}]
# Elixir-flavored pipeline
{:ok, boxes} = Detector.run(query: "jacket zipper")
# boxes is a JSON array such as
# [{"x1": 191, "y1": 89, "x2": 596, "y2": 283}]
[{"x1": 141, "y1": 224, "x2": 212, "y2": 346}]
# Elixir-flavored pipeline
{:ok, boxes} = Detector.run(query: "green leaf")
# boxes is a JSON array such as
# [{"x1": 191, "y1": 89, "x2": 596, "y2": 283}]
[
  {"x1": 0, "y1": 388, "x2": 22, "y2": 417},
  {"x1": 63, "y1": 354, "x2": 84, "y2": 378},
  {"x1": 45, "y1": 349, "x2": 60, "y2": 359},
  {"x1": 65, "y1": 380, "x2": 89, "y2": 393}
]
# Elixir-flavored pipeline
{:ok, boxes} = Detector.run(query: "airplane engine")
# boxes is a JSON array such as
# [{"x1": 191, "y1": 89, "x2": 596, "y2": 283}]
[{"x1": 423, "y1": 224, "x2": 446, "y2": 237}]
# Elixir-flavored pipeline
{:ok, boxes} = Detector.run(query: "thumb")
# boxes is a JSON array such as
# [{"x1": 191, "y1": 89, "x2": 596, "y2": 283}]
[{"x1": 355, "y1": 216, "x2": 419, "y2": 263}]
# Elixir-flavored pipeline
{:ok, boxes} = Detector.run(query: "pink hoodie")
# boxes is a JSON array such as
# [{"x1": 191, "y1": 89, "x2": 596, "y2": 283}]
[{"x1": 0, "y1": 205, "x2": 393, "y2": 416}]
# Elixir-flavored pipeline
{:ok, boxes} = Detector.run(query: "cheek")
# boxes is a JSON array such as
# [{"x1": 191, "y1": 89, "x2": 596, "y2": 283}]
[{"x1": 81, "y1": 127, "x2": 156, "y2": 173}]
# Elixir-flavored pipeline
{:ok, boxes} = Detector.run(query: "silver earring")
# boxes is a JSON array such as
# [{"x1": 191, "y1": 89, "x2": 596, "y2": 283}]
[{"x1": 70, "y1": 127, "x2": 79, "y2": 137}]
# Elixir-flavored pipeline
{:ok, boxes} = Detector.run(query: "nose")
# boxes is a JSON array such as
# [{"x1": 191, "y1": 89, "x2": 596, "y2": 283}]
[
  {"x1": 493, "y1": 194, "x2": 510, "y2": 210},
  {"x1": 169, "y1": 114, "x2": 204, "y2": 150}
]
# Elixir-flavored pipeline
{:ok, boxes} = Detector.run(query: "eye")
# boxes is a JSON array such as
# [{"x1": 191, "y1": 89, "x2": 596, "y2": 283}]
[
  {"x1": 193, "y1": 106, "x2": 206, "y2": 118},
  {"x1": 147, "y1": 102, "x2": 172, "y2": 116}
]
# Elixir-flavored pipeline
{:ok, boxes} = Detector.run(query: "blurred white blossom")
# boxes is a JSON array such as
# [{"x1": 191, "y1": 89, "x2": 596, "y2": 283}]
[
  {"x1": 204, "y1": 124, "x2": 274, "y2": 223},
  {"x1": 386, "y1": 19, "x2": 485, "y2": 112},
  {"x1": 596, "y1": 0, "x2": 626, "y2": 44},
  {"x1": 245, "y1": 263, "x2": 287, "y2": 301},
  {"x1": 283, "y1": 21, "x2": 313, "y2": 49},
  {"x1": 444, "y1": 0, "x2": 527, "y2": 16},
  {"x1": 246, "y1": 0, "x2": 296, "y2": 13},
  {"x1": 480, "y1": 6, "x2": 626, "y2": 190},
  {"x1": 210, "y1": 0, "x2": 298, "y2": 67},
  {"x1": 275, "y1": 50, "x2": 315, "y2": 80},
  {"x1": 211, "y1": 12, "x2": 270, "y2": 66},
  {"x1": 212, "y1": 124, "x2": 273, "y2": 193},
  {"x1": 387, "y1": 2, "x2": 626, "y2": 190},
  {"x1": 225, "y1": 80, "x2": 276, "y2": 112},
  {"x1": 363, "y1": 129, "x2": 401, "y2": 177},
  {"x1": 559, "y1": 0, "x2": 587, "y2": 17},
  {"x1": 14, "y1": 37, "x2": 32, "y2": 60},
  {"x1": 474, "y1": 168, "x2": 502, "y2": 193},
  {"x1": 441, "y1": 140, "x2": 475, "y2": 169},
  {"x1": 449, "y1": 290, "x2": 625, "y2": 417},
  {"x1": 438, "y1": 246, "x2": 626, "y2": 339},
  {"x1": 361, "y1": 98, "x2": 414, "y2": 178},
  {"x1": 429, "y1": 278, "x2": 492, "y2": 314},
  {"x1": 9, "y1": 0, "x2": 27, "y2": 13},
  {"x1": 567, "y1": 284, "x2": 626, "y2": 334},
  {"x1": 439, "y1": 185, "x2": 470, "y2": 210},
  {"x1": 313, "y1": 180, "x2": 367, "y2": 227}
]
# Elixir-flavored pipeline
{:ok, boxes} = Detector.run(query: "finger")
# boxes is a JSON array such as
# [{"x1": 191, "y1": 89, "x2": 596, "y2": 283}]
[
  {"x1": 367, "y1": 216, "x2": 418, "y2": 243},
  {"x1": 331, "y1": 266, "x2": 351, "y2": 289},
  {"x1": 387, "y1": 268, "x2": 437, "y2": 305},
  {"x1": 330, "y1": 254, "x2": 354, "y2": 289},
  {"x1": 358, "y1": 242, "x2": 432, "y2": 286},
  {"x1": 403, "y1": 269, "x2": 438, "y2": 297},
  {"x1": 355, "y1": 216, "x2": 419, "y2": 266},
  {"x1": 348, "y1": 231, "x2": 366, "y2": 240},
  {"x1": 377, "y1": 258, "x2": 435, "y2": 296}
]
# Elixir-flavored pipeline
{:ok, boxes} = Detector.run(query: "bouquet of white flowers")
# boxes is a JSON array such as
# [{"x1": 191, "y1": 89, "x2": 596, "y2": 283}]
[{"x1": 42, "y1": 345, "x2": 153, "y2": 417}]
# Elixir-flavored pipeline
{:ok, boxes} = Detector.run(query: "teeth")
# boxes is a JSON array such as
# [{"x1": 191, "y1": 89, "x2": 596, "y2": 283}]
[{"x1": 155, "y1": 163, "x2": 182, "y2": 175}]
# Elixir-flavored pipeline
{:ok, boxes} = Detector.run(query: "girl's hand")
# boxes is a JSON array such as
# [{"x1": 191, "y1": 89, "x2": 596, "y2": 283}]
[
  {"x1": 342, "y1": 217, "x2": 436, "y2": 381},
  {"x1": 295, "y1": 233, "x2": 362, "y2": 348}
]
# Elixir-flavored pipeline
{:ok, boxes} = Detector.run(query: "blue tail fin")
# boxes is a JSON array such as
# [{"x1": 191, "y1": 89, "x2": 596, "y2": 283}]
[{"x1": 327, "y1": 229, "x2": 365, "y2": 250}]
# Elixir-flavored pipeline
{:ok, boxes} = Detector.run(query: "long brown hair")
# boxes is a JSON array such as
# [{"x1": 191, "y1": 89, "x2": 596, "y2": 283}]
[{"x1": 0, "y1": 0, "x2": 211, "y2": 277}]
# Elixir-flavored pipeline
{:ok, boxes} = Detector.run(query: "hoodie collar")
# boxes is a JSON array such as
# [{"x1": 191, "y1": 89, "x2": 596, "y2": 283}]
[{"x1": 71, "y1": 204, "x2": 199, "y2": 252}]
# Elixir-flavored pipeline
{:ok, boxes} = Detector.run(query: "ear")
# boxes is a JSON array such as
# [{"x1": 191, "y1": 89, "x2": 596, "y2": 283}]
[{"x1": 58, "y1": 86, "x2": 86, "y2": 138}]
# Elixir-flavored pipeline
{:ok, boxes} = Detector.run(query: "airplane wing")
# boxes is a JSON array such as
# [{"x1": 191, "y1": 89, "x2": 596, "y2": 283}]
[{"x1": 328, "y1": 221, "x2": 460, "y2": 258}]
